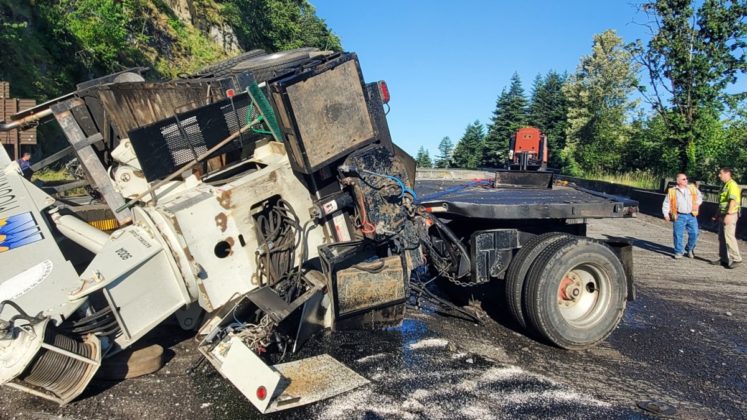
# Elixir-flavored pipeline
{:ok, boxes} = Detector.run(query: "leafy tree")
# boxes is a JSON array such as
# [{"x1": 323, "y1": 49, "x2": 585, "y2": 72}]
[
  {"x1": 452, "y1": 120, "x2": 485, "y2": 169},
  {"x1": 631, "y1": 0, "x2": 747, "y2": 178},
  {"x1": 435, "y1": 136, "x2": 454, "y2": 168},
  {"x1": 718, "y1": 114, "x2": 747, "y2": 183},
  {"x1": 48, "y1": 0, "x2": 131, "y2": 71},
  {"x1": 624, "y1": 112, "x2": 679, "y2": 175},
  {"x1": 415, "y1": 146, "x2": 433, "y2": 168},
  {"x1": 483, "y1": 73, "x2": 528, "y2": 167},
  {"x1": 529, "y1": 71, "x2": 568, "y2": 169},
  {"x1": 563, "y1": 29, "x2": 639, "y2": 175},
  {"x1": 223, "y1": 0, "x2": 342, "y2": 52}
]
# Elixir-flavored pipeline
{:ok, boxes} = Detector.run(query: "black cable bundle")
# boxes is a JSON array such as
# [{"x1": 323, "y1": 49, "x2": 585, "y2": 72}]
[{"x1": 254, "y1": 199, "x2": 314, "y2": 303}]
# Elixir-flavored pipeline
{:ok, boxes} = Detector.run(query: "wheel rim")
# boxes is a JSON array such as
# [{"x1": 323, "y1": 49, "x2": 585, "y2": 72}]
[{"x1": 556, "y1": 263, "x2": 611, "y2": 328}]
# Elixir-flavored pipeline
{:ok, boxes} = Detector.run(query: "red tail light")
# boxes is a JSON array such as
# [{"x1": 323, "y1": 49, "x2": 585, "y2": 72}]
[
  {"x1": 377, "y1": 81, "x2": 390, "y2": 104},
  {"x1": 256, "y1": 385, "x2": 267, "y2": 400}
]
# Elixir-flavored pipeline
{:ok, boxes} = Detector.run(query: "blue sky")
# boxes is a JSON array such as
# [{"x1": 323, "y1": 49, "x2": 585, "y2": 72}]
[{"x1": 310, "y1": 1, "x2": 660, "y2": 158}]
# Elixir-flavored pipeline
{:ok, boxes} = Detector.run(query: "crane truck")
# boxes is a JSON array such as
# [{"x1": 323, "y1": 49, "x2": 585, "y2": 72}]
[
  {"x1": 0, "y1": 49, "x2": 636, "y2": 413},
  {"x1": 507, "y1": 126, "x2": 548, "y2": 171}
]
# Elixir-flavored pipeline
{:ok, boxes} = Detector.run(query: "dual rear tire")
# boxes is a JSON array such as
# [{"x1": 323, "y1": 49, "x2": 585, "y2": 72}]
[{"x1": 505, "y1": 234, "x2": 627, "y2": 350}]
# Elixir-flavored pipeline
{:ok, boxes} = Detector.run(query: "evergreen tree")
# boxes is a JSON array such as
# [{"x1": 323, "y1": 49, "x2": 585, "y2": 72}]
[
  {"x1": 563, "y1": 30, "x2": 639, "y2": 175},
  {"x1": 452, "y1": 121, "x2": 485, "y2": 169},
  {"x1": 632, "y1": 0, "x2": 747, "y2": 178},
  {"x1": 483, "y1": 73, "x2": 528, "y2": 167},
  {"x1": 415, "y1": 146, "x2": 433, "y2": 168},
  {"x1": 435, "y1": 136, "x2": 454, "y2": 168},
  {"x1": 529, "y1": 71, "x2": 568, "y2": 169}
]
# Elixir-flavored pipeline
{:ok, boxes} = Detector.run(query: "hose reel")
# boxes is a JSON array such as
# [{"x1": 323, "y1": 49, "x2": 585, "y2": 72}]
[{"x1": 0, "y1": 317, "x2": 101, "y2": 405}]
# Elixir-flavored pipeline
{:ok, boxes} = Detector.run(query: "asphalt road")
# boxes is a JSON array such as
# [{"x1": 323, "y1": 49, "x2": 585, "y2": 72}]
[{"x1": 1, "y1": 214, "x2": 745, "y2": 419}]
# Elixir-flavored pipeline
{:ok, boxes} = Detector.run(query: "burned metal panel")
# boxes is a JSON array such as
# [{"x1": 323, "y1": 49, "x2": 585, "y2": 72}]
[
  {"x1": 393, "y1": 144, "x2": 416, "y2": 189},
  {"x1": 320, "y1": 241, "x2": 409, "y2": 324},
  {"x1": 271, "y1": 54, "x2": 376, "y2": 174},
  {"x1": 286, "y1": 60, "x2": 373, "y2": 169},
  {"x1": 335, "y1": 255, "x2": 407, "y2": 316}
]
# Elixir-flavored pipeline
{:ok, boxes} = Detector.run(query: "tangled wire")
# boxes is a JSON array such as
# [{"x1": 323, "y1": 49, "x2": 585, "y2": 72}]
[{"x1": 253, "y1": 198, "x2": 314, "y2": 303}]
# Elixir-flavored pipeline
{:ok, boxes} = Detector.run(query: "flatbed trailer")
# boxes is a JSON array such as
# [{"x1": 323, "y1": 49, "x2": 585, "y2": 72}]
[
  {"x1": 412, "y1": 169, "x2": 637, "y2": 350},
  {"x1": 416, "y1": 178, "x2": 636, "y2": 221}
]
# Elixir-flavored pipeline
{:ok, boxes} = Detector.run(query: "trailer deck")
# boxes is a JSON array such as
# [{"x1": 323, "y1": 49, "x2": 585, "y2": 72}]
[{"x1": 415, "y1": 176, "x2": 638, "y2": 220}]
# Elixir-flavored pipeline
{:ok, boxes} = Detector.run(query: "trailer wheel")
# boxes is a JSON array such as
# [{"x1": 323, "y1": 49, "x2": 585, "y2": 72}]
[
  {"x1": 505, "y1": 232, "x2": 571, "y2": 329},
  {"x1": 524, "y1": 237, "x2": 627, "y2": 350},
  {"x1": 231, "y1": 48, "x2": 322, "y2": 82}
]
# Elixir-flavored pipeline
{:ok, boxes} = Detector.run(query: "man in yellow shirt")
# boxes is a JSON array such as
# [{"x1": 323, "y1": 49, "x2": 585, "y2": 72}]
[{"x1": 711, "y1": 167, "x2": 743, "y2": 269}]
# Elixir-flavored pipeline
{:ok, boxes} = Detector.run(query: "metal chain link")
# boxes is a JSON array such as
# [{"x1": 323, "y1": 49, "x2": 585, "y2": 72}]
[{"x1": 445, "y1": 275, "x2": 492, "y2": 287}]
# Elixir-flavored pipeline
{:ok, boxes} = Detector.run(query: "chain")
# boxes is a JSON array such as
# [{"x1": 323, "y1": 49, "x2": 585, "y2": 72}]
[
  {"x1": 430, "y1": 258, "x2": 492, "y2": 288},
  {"x1": 445, "y1": 275, "x2": 492, "y2": 288}
]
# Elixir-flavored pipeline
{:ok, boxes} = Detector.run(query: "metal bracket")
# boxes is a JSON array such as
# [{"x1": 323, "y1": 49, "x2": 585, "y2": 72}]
[{"x1": 51, "y1": 99, "x2": 132, "y2": 225}]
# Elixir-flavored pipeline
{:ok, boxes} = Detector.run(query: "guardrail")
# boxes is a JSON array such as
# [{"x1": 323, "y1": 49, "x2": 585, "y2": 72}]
[
  {"x1": 663, "y1": 179, "x2": 747, "y2": 208},
  {"x1": 556, "y1": 175, "x2": 747, "y2": 240}
]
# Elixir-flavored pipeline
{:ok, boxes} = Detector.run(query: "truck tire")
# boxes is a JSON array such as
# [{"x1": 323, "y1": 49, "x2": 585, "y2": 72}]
[
  {"x1": 505, "y1": 232, "x2": 571, "y2": 329},
  {"x1": 96, "y1": 344, "x2": 164, "y2": 380},
  {"x1": 231, "y1": 48, "x2": 321, "y2": 82},
  {"x1": 193, "y1": 49, "x2": 267, "y2": 77},
  {"x1": 524, "y1": 237, "x2": 627, "y2": 350}
]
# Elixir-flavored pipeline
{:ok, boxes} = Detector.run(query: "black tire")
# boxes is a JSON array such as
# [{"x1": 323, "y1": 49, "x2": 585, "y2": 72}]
[
  {"x1": 193, "y1": 49, "x2": 267, "y2": 77},
  {"x1": 505, "y1": 232, "x2": 571, "y2": 329},
  {"x1": 524, "y1": 237, "x2": 627, "y2": 350},
  {"x1": 96, "y1": 344, "x2": 164, "y2": 380},
  {"x1": 231, "y1": 48, "x2": 321, "y2": 82}
]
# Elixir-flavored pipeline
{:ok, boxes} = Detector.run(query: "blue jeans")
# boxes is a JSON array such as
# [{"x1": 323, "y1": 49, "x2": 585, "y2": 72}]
[{"x1": 673, "y1": 213, "x2": 698, "y2": 255}]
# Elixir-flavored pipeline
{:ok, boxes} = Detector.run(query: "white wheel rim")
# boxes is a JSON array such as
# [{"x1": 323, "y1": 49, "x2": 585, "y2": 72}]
[{"x1": 556, "y1": 263, "x2": 611, "y2": 328}]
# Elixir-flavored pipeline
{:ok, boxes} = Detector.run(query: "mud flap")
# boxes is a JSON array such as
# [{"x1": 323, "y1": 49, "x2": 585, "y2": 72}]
[{"x1": 604, "y1": 238, "x2": 635, "y2": 300}]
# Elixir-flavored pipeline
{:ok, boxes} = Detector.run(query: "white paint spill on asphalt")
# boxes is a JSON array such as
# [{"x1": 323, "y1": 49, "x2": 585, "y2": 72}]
[
  {"x1": 406, "y1": 338, "x2": 449, "y2": 350},
  {"x1": 355, "y1": 353, "x2": 389, "y2": 364},
  {"x1": 315, "y1": 342, "x2": 611, "y2": 419}
]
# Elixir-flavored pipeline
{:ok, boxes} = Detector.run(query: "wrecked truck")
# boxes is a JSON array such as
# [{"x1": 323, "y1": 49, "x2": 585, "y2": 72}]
[{"x1": 0, "y1": 48, "x2": 636, "y2": 412}]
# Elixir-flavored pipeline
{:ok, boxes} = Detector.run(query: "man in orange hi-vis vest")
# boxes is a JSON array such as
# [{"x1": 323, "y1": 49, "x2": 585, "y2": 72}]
[{"x1": 662, "y1": 173, "x2": 703, "y2": 259}]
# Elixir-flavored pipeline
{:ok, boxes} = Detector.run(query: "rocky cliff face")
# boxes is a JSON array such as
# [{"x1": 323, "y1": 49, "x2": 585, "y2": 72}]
[
  {"x1": 165, "y1": 0, "x2": 240, "y2": 54},
  {"x1": 0, "y1": 0, "x2": 340, "y2": 100}
]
